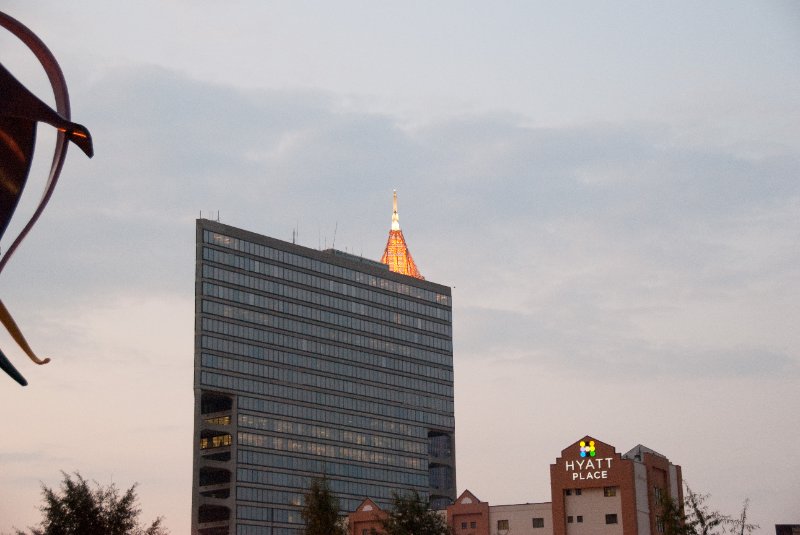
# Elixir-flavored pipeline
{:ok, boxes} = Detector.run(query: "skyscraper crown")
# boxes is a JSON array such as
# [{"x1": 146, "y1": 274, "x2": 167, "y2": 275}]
[{"x1": 380, "y1": 191, "x2": 424, "y2": 280}]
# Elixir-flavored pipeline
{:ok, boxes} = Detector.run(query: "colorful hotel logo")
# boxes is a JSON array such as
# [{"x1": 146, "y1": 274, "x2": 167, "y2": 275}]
[{"x1": 566, "y1": 438, "x2": 612, "y2": 480}]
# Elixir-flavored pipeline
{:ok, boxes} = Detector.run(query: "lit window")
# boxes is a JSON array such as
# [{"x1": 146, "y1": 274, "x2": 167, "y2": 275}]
[
  {"x1": 606, "y1": 514, "x2": 618, "y2": 524},
  {"x1": 497, "y1": 520, "x2": 509, "y2": 531},
  {"x1": 199, "y1": 433, "x2": 232, "y2": 449},
  {"x1": 532, "y1": 518, "x2": 544, "y2": 528},
  {"x1": 604, "y1": 486, "x2": 617, "y2": 497},
  {"x1": 577, "y1": 516, "x2": 583, "y2": 523},
  {"x1": 203, "y1": 415, "x2": 231, "y2": 425}
]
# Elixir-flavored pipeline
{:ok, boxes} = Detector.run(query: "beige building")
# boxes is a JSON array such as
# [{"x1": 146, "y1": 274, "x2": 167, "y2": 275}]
[{"x1": 488, "y1": 502, "x2": 554, "y2": 535}]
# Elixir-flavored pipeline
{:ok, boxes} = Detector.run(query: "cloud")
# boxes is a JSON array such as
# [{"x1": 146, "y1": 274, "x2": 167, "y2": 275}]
[
  {"x1": 3, "y1": 62, "x2": 797, "y2": 379},
  {"x1": 0, "y1": 57, "x2": 797, "y2": 532}
]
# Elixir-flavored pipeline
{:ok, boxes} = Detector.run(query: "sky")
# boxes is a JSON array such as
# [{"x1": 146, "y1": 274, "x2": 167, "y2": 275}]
[{"x1": 0, "y1": 1, "x2": 798, "y2": 533}]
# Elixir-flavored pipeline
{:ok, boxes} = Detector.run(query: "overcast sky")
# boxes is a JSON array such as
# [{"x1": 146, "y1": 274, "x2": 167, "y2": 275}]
[{"x1": 1, "y1": 2, "x2": 798, "y2": 533}]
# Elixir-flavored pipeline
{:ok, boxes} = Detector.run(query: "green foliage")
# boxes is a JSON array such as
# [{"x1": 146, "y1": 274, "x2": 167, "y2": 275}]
[
  {"x1": 378, "y1": 491, "x2": 451, "y2": 535},
  {"x1": 16, "y1": 471, "x2": 167, "y2": 535},
  {"x1": 656, "y1": 484, "x2": 758, "y2": 535},
  {"x1": 656, "y1": 488, "x2": 688, "y2": 535},
  {"x1": 726, "y1": 498, "x2": 757, "y2": 535},
  {"x1": 683, "y1": 486, "x2": 728, "y2": 535},
  {"x1": 301, "y1": 476, "x2": 345, "y2": 535}
]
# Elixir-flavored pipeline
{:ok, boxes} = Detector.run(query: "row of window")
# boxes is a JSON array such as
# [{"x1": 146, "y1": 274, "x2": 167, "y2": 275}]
[
  {"x1": 237, "y1": 505, "x2": 300, "y2": 523},
  {"x1": 204, "y1": 230, "x2": 451, "y2": 306},
  {"x1": 200, "y1": 434, "x2": 232, "y2": 449},
  {"x1": 237, "y1": 467, "x2": 428, "y2": 503},
  {"x1": 237, "y1": 524, "x2": 300, "y2": 535},
  {"x1": 238, "y1": 396, "x2": 445, "y2": 440},
  {"x1": 204, "y1": 281, "x2": 451, "y2": 351},
  {"x1": 238, "y1": 431, "x2": 424, "y2": 470},
  {"x1": 237, "y1": 487, "x2": 365, "y2": 518},
  {"x1": 202, "y1": 299, "x2": 453, "y2": 366},
  {"x1": 567, "y1": 514, "x2": 617, "y2": 524},
  {"x1": 202, "y1": 371, "x2": 452, "y2": 428},
  {"x1": 203, "y1": 242, "x2": 450, "y2": 317},
  {"x1": 489, "y1": 519, "x2": 546, "y2": 531},
  {"x1": 202, "y1": 310, "x2": 452, "y2": 367},
  {"x1": 204, "y1": 264, "x2": 451, "y2": 334},
  {"x1": 238, "y1": 413, "x2": 427, "y2": 455},
  {"x1": 201, "y1": 353, "x2": 452, "y2": 412},
  {"x1": 494, "y1": 514, "x2": 617, "y2": 530},
  {"x1": 203, "y1": 334, "x2": 452, "y2": 383},
  {"x1": 237, "y1": 448, "x2": 428, "y2": 487},
  {"x1": 238, "y1": 486, "x2": 301, "y2": 508},
  {"x1": 203, "y1": 298, "x2": 453, "y2": 354},
  {"x1": 203, "y1": 415, "x2": 231, "y2": 425},
  {"x1": 565, "y1": 486, "x2": 617, "y2": 497}
]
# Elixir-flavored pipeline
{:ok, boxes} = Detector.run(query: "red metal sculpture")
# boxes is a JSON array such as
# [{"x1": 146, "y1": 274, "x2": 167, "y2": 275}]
[{"x1": 0, "y1": 11, "x2": 93, "y2": 385}]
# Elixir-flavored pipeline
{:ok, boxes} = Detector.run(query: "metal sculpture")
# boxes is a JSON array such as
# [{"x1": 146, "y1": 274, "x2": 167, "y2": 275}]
[{"x1": 0, "y1": 11, "x2": 93, "y2": 386}]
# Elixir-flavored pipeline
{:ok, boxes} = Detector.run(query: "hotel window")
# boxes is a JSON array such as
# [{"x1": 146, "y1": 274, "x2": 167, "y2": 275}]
[
  {"x1": 565, "y1": 489, "x2": 572, "y2": 496},
  {"x1": 577, "y1": 516, "x2": 583, "y2": 523},
  {"x1": 470, "y1": 522, "x2": 476, "y2": 529},
  {"x1": 461, "y1": 523, "x2": 467, "y2": 530},
  {"x1": 532, "y1": 518, "x2": 544, "y2": 528},
  {"x1": 362, "y1": 530, "x2": 368, "y2": 535},
  {"x1": 575, "y1": 488, "x2": 582, "y2": 496},
  {"x1": 568, "y1": 516, "x2": 574, "y2": 523},
  {"x1": 654, "y1": 487, "x2": 663, "y2": 502},
  {"x1": 606, "y1": 514, "x2": 618, "y2": 524},
  {"x1": 497, "y1": 520, "x2": 509, "y2": 531},
  {"x1": 657, "y1": 517, "x2": 665, "y2": 534},
  {"x1": 604, "y1": 486, "x2": 617, "y2": 497}
]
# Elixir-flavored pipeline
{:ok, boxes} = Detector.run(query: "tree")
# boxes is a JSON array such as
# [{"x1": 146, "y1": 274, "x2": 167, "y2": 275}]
[
  {"x1": 301, "y1": 476, "x2": 345, "y2": 535},
  {"x1": 656, "y1": 487, "x2": 688, "y2": 535},
  {"x1": 378, "y1": 491, "x2": 451, "y2": 535},
  {"x1": 16, "y1": 471, "x2": 168, "y2": 535},
  {"x1": 656, "y1": 483, "x2": 758, "y2": 535},
  {"x1": 683, "y1": 485, "x2": 728, "y2": 535},
  {"x1": 727, "y1": 499, "x2": 757, "y2": 535}
]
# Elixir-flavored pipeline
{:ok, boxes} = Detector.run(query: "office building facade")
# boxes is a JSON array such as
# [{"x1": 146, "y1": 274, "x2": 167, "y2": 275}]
[{"x1": 192, "y1": 217, "x2": 456, "y2": 535}]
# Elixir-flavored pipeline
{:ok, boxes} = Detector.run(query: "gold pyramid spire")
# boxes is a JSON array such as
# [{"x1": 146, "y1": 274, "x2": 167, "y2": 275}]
[{"x1": 380, "y1": 191, "x2": 424, "y2": 280}]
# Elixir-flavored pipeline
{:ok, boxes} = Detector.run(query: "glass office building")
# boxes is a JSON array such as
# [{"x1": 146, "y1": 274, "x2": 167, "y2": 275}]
[{"x1": 192, "y1": 219, "x2": 456, "y2": 535}]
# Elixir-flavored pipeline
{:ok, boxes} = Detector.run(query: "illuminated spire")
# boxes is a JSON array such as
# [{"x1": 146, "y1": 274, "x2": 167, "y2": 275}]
[
  {"x1": 391, "y1": 190, "x2": 400, "y2": 231},
  {"x1": 380, "y1": 190, "x2": 424, "y2": 280}
]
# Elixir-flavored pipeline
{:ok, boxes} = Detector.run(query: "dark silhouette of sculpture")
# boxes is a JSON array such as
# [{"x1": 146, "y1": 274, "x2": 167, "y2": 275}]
[{"x1": 0, "y1": 11, "x2": 93, "y2": 385}]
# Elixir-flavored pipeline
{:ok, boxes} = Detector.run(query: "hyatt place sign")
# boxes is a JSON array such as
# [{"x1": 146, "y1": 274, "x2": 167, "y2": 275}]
[{"x1": 565, "y1": 440, "x2": 613, "y2": 481}]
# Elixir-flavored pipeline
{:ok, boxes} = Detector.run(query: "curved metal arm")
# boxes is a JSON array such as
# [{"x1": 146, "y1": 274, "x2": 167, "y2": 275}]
[
  {"x1": 0, "y1": 11, "x2": 92, "y2": 276},
  {"x1": 0, "y1": 11, "x2": 93, "y2": 384}
]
